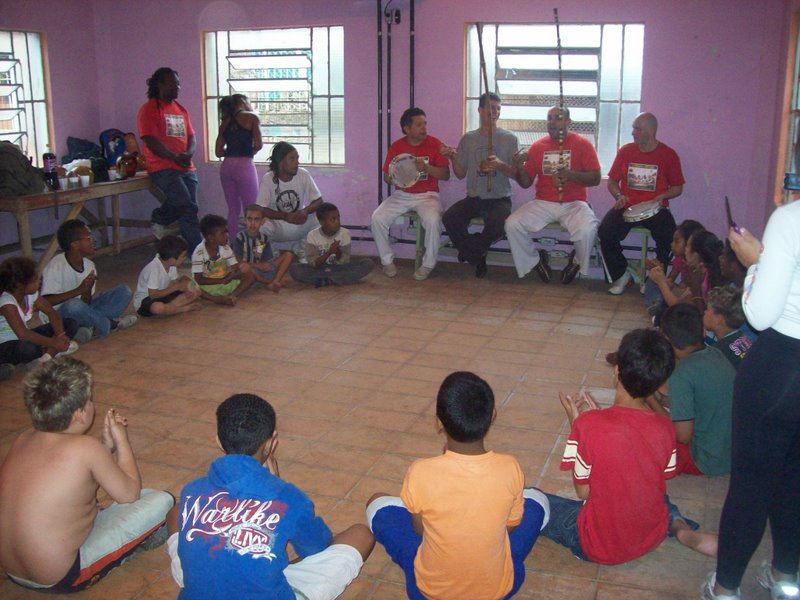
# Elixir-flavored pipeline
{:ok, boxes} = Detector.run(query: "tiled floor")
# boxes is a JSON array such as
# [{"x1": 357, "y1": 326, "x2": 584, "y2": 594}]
[{"x1": 0, "y1": 245, "x2": 772, "y2": 599}]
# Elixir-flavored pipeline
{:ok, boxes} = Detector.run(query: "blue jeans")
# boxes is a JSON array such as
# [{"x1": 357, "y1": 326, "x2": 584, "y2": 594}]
[
  {"x1": 150, "y1": 169, "x2": 201, "y2": 250},
  {"x1": 368, "y1": 491, "x2": 548, "y2": 599},
  {"x1": 57, "y1": 285, "x2": 132, "y2": 337},
  {"x1": 541, "y1": 493, "x2": 698, "y2": 562}
]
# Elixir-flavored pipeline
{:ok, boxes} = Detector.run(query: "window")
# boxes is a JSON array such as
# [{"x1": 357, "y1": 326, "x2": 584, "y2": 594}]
[
  {"x1": 0, "y1": 30, "x2": 51, "y2": 166},
  {"x1": 466, "y1": 23, "x2": 644, "y2": 172},
  {"x1": 203, "y1": 26, "x2": 344, "y2": 165}
]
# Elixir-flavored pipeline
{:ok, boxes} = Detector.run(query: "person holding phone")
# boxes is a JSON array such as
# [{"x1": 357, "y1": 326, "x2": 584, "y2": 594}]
[{"x1": 702, "y1": 202, "x2": 800, "y2": 600}]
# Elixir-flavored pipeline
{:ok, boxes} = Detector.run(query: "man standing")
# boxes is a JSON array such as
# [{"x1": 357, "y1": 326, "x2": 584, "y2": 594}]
[
  {"x1": 372, "y1": 107, "x2": 450, "y2": 281},
  {"x1": 440, "y1": 93, "x2": 518, "y2": 278},
  {"x1": 138, "y1": 67, "x2": 201, "y2": 250},
  {"x1": 600, "y1": 112, "x2": 684, "y2": 294},
  {"x1": 505, "y1": 106, "x2": 601, "y2": 284},
  {"x1": 255, "y1": 141, "x2": 323, "y2": 256}
]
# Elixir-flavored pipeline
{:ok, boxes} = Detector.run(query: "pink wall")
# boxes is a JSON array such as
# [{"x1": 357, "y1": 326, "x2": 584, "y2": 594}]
[{"x1": 0, "y1": 0, "x2": 794, "y2": 252}]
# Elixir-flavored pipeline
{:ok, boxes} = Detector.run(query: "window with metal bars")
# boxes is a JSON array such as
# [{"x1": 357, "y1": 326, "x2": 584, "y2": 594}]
[
  {"x1": 0, "y1": 30, "x2": 51, "y2": 166},
  {"x1": 466, "y1": 23, "x2": 644, "y2": 173},
  {"x1": 203, "y1": 26, "x2": 344, "y2": 165}
]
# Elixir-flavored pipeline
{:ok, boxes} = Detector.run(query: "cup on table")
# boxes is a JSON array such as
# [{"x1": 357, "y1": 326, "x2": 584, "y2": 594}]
[
  {"x1": 58, "y1": 177, "x2": 68, "y2": 190},
  {"x1": 68, "y1": 176, "x2": 79, "y2": 189},
  {"x1": 79, "y1": 175, "x2": 90, "y2": 187}
]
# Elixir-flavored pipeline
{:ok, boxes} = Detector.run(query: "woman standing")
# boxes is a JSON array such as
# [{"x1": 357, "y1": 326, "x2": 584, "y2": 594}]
[
  {"x1": 216, "y1": 94, "x2": 263, "y2": 240},
  {"x1": 702, "y1": 201, "x2": 800, "y2": 600}
]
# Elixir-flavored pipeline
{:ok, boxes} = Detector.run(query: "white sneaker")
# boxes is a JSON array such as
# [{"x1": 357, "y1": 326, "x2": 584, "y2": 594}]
[
  {"x1": 757, "y1": 561, "x2": 800, "y2": 600},
  {"x1": 383, "y1": 262, "x2": 398, "y2": 278},
  {"x1": 413, "y1": 266, "x2": 433, "y2": 281},
  {"x1": 608, "y1": 270, "x2": 632, "y2": 295},
  {"x1": 151, "y1": 223, "x2": 169, "y2": 239},
  {"x1": 74, "y1": 327, "x2": 93, "y2": 343},
  {"x1": 56, "y1": 341, "x2": 79, "y2": 357},
  {"x1": 700, "y1": 571, "x2": 741, "y2": 600},
  {"x1": 113, "y1": 315, "x2": 138, "y2": 331}
]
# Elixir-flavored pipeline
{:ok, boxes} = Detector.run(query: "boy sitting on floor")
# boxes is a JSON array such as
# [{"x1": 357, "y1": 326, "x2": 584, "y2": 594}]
[
  {"x1": 192, "y1": 214, "x2": 255, "y2": 306},
  {"x1": 41, "y1": 218, "x2": 137, "y2": 339},
  {"x1": 659, "y1": 303, "x2": 735, "y2": 476},
  {"x1": 167, "y1": 393, "x2": 375, "y2": 599},
  {"x1": 0, "y1": 357, "x2": 174, "y2": 592},
  {"x1": 232, "y1": 204, "x2": 293, "y2": 293},
  {"x1": 289, "y1": 201, "x2": 374, "y2": 287},
  {"x1": 134, "y1": 235, "x2": 202, "y2": 318},
  {"x1": 366, "y1": 371, "x2": 549, "y2": 600},
  {"x1": 702, "y1": 286, "x2": 757, "y2": 369},
  {"x1": 541, "y1": 328, "x2": 717, "y2": 564}
]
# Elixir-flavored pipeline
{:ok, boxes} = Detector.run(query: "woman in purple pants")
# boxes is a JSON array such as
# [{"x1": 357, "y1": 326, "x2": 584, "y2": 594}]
[{"x1": 215, "y1": 94, "x2": 263, "y2": 240}]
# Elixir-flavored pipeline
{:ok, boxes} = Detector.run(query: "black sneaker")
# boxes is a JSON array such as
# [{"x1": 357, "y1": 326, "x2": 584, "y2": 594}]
[
  {"x1": 561, "y1": 250, "x2": 580, "y2": 284},
  {"x1": 475, "y1": 255, "x2": 488, "y2": 278},
  {"x1": 533, "y1": 250, "x2": 552, "y2": 283}
]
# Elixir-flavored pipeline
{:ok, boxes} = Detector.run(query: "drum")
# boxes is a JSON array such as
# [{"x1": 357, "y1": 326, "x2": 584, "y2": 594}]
[
  {"x1": 623, "y1": 199, "x2": 662, "y2": 223},
  {"x1": 388, "y1": 153, "x2": 421, "y2": 189}
]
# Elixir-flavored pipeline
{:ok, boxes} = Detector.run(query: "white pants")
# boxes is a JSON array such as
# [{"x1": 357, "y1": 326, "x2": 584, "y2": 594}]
[
  {"x1": 505, "y1": 200, "x2": 599, "y2": 278},
  {"x1": 371, "y1": 191, "x2": 442, "y2": 269},
  {"x1": 261, "y1": 213, "x2": 320, "y2": 244}
]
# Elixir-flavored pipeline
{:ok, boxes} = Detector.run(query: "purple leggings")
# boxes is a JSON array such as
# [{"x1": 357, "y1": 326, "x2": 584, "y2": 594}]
[{"x1": 220, "y1": 156, "x2": 259, "y2": 239}]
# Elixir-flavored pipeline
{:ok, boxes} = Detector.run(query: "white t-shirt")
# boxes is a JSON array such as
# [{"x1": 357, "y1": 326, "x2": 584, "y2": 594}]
[
  {"x1": 305, "y1": 227, "x2": 352, "y2": 265},
  {"x1": 255, "y1": 167, "x2": 322, "y2": 213},
  {"x1": 0, "y1": 291, "x2": 38, "y2": 344},
  {"x1": 41, "y1": 253, "x2": 97, "y2": 309},
  {"x1": 191, "y1": 242, "x2": 237, "y2": 279},
  {"x1": 134, "y1": 255, "x2": 178, "y2": 310}
]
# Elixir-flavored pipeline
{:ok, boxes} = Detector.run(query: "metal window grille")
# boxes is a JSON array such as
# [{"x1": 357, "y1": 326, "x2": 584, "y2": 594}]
[
  {"x1": 466, "y1": 23, "x2": 644, "y2": 172},
  {"x1": 0, "y1": 30, "x2": 51, "y2": 166},
  {"x1": 203, "y1": 26, "x2": 344, "y2": 165}
]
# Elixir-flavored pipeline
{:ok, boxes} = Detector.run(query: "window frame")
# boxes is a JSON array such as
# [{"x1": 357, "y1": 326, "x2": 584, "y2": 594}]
[
  {"x1": 464, "y1": 22, "x2": 644, "y2": 173},
  {"x1": 0, "y1": 29, "x2": 52, "y2": 167},
  {"x1": 202, "y1": 25, "x2": 345, "y2": 166}
]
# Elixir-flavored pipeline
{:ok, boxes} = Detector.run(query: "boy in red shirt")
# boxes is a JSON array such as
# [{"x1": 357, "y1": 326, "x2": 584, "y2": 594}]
[{"x1": 542, "y1": 328, "x2": 718, "y2": 564}]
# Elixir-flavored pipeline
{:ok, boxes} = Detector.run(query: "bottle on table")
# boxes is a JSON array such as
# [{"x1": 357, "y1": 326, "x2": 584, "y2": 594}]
[{"x1": 43, "y1": 146, "x2": 59, "y2": 190}]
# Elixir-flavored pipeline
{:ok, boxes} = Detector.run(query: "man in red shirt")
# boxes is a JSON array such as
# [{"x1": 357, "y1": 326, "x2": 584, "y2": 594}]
[
  {"x1": 504, "y1": 107, "x2": 601, "y2": 285},
  {"x1": 137, "y1": 67, "x2": 201, "y2": 250},
  {"x1": 371, "y1": 108, "x2": 450, "y2": 281},
  {"x1": 600, "y1": 112, "x2": 685, "y2": 294}
]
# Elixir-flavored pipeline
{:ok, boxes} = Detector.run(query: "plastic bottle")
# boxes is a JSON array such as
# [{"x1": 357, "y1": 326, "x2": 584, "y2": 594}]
[{"x1": 43, "y1": 146, "x2": 59, "y2": 190}]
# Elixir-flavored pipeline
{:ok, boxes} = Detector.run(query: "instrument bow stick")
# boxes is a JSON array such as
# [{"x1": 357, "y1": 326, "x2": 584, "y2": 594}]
[
  {"x1": 554, "y1": 8, "x2": 565, "y2": 201},
  {"x1": 476, "y1": 23, "x2": 493, "y2": 193}
]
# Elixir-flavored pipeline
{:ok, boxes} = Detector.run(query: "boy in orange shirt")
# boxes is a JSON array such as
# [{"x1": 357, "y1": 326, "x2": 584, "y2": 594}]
[{"x1": 366, "y1": 371, "x2": 549, "y2": 600}]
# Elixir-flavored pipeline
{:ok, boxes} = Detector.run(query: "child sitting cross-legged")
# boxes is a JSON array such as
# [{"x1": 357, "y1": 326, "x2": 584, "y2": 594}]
[
  {"x1": 0, "y1": 357, "x2": 175, "y2": 592},
  {"x1": 290, "y1": 202, "x2": 374, "y2": 287},
  {"x1": 232, "y1": 204, "x2": 293, "y2": 292},
  {"x1": 541, "y1": 328, "x2": 718, "y2": 564},
  {"x1": 366, "y1": 371, "x2": 550, "y2": 600},
  {"x1": 0, "y1": 256, "x2": 79, "y2": 380},
  {"x1": 192, "y1": 214, "x2": 255, "y2": 306},
  {"x1": 134, "y1": 235, "x2": 202, "y2": 318},
  {"x1": 167, "y1": 393, "x2": 375, "y2": 599}
]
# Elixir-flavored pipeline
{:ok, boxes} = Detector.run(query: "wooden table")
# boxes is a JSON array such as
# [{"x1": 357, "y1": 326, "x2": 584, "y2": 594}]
[{"x1": 0, "y1": 175, "x2": 158, "y2": 268}]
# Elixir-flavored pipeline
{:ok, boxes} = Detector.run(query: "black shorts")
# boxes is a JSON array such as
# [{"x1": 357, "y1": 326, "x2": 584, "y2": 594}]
[{"x1": 137, "y1": 291, "x2": 181, "y2": 317}]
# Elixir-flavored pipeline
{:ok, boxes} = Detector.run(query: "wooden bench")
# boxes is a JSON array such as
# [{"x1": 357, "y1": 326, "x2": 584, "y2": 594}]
[{"x1": 404, "y1": 211, "x2": 652, "y2": 282}]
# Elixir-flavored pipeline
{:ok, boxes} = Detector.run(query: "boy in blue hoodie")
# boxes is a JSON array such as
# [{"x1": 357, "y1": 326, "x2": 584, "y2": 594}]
[{"x1": 167, "y1": 393, "x2": 374, "y2": 599}]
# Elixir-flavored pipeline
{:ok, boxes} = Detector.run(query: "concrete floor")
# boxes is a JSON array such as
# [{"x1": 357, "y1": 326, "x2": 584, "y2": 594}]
[{"x1": 0, "y1": 245, "x2": 771, "y2": 599}]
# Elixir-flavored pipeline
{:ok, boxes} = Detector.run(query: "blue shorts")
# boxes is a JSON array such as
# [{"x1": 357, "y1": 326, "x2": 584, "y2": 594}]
[
  {"x1": 366, "y1": 489, "x2": 549, "y2": 600},
  {"x1": 541, "y1": 493, "x2": 700, "y2": 562}
]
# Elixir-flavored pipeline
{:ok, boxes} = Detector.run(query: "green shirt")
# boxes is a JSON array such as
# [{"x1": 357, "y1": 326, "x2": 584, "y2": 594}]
[{"x1": 668, "y1": 346, "x2": 735, "y2": 475}]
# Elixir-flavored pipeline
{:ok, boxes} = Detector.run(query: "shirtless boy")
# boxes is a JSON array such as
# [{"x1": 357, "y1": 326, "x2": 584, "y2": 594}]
[{"x1": 0, "y1": 358, "x2": 174, "y2": 592}]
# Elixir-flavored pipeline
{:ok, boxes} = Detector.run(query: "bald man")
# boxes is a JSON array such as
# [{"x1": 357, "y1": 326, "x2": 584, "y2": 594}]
[{"x1": 600, "y1": 113, "x2": 685, "y2": 294}]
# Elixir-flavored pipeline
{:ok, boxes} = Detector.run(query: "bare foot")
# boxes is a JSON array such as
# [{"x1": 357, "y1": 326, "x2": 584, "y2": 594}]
[
  {"x1": 267, "y1": 282, "x2": 282, "y2": 294},
  {"x1": 212, "y1": 296, "x2": 236, "y2": 306},
  {"x1": 188, "y1": 303, "x2": 203, "y2": 312},
  {"x1": 676, "y1": 528, "x2": 718, "y2": 557}
]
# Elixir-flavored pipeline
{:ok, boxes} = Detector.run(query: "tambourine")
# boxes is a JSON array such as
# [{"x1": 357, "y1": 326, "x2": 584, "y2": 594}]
[
  {"x1": 623, "y1": 199, "x2": 663, "y2": 223},
  {"x1": 388, "y1": 153, "x2": 421, "y2": 189}
]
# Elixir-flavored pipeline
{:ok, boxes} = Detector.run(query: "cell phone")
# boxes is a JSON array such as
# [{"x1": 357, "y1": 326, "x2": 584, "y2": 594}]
[{"x1": 725, "y1": 196, "x2": 741, "y2": 234}]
